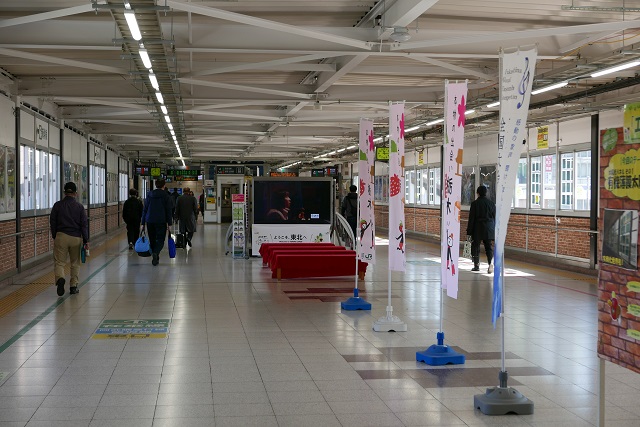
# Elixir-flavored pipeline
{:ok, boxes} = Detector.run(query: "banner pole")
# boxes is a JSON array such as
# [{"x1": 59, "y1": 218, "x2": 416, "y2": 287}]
[{"x1": 501, "y1": 253, "x2": 506, "y2": 375}]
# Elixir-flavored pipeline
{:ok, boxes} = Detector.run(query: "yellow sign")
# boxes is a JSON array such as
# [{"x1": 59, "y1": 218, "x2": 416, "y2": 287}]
[
  {"x1": 624, "y1": 102, "x2": 640, "y2": 143},
  {"x1": 603, "y1": 148, "x2": 640, "y2": 200},
  {"x1": 537, "y1": 126, "x2": 549, "y2": 149},
  {"x1": 376, "y1": 147, "x2": 389, "y2": 160},
  {"x1": 418, "y1": 150, "x2": 424, "y2": 165}
]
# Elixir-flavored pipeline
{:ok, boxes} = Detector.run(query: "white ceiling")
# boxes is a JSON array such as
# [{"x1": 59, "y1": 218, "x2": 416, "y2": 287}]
[{"x1": 1, "y1": 0, "x2": 639, "y2": 168}]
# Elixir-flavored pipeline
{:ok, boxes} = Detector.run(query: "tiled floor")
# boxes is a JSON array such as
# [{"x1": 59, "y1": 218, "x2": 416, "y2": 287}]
[{"x1": 0, "y1": 224, "x2": 638, "y2": 426}]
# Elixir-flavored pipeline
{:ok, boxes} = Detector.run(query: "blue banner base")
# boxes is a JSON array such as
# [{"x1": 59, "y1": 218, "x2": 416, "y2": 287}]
[
  {"x1": 341, "y1": 297, "x2": 371, "y2": 311},
  {"x1": 416, "y1": 344, "x2": 465, "y2": 366}
]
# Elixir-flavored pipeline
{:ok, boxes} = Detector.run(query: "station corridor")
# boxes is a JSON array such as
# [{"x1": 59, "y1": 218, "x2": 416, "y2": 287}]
[{"x1": 0, "y1": 224, "x2": 638, "y2": 427}]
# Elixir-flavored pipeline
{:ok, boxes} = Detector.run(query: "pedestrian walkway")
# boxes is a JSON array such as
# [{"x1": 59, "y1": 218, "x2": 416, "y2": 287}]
[{"x1": 0, "y1": 224, "x2": 637, "y2": 426}]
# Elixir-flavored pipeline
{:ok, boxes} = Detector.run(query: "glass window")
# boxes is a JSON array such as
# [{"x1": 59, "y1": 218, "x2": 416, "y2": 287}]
[
  {"x1": 119, "y1": 172, "x2": 128, "y2": 201},
  {"x1": 20, "y1": 145, "x2": 35, "y2": 211},
  {"x1": 479, "y1": 165, "x2": 497, "y2": 203},
  {"x1": 0, "y1": 147, "x2": 5, "y2": 213},
  {"x1": 575, "y1": 150, "x2": 591, "y2": 211},
  {"x1": 461, "y1": 166, "x2": 475, "y2": 206},
  {"x1": 560, "y1": 152, "x2": 574, "y2": 210},
  {"x1": 418, "y1": 169, "x2": 428, "y2": 205},
  {"x1": 49, "y1": 153, "x2": 60, "y2": 207},
  {"x1": 428, "y1": 167, "x2": 441, "y2": 205},
  {"x1": 514, "y1": 158, "x2": 527, "y2": 208},
  {"x1": 530, "y1": 156, "x2": 541, "y2": 208},
  {"x1": 405, "y1": 170, "x2": 416, "y2": 204},
  {"x1": 7, "y1": 148, "x2": 15, "y2": 213},
  {"x1": 35, "y1": 149, "x2": 48, "y2": 210},
  {"x1": 542, "y1": 154, "x2": 556, "y2": 209}
]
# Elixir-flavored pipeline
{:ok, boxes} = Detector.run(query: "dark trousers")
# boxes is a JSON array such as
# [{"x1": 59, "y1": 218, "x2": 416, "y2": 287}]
[
  {"x1": 471, "y1": 239, "x2": 494, "y2": 265},
  {"x1": 126, "y1": 221, "x2": 140, "y2": 245},
  {"x1": 146, "y1": 223, "x2": 167, "y2": 255},
  {"x1": 346, "y1": 216, "x2": 357, "y2": 239}
]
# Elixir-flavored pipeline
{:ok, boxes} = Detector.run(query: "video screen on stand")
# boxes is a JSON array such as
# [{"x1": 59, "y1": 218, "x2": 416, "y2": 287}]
[{"x1": 252, "y1": 178, "x2": 334, "y2": 224}]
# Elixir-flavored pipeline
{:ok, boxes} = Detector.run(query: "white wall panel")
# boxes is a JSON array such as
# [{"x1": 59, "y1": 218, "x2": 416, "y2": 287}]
[
  {"x1": 599, "y1": 109, "x2": 623, "y2": 130},
  {"x1": 49, "y1": 125, "x2": 60, "y2": 150},
  {"x1": 559, "y1": 116, "x2": 591, "y2": 146},
  {"x1": 107, "y1": 150, "x2": 118, "y2": 173},
  {"x1": 20, "y1": 111, "x2": 34, "y2": 142}
]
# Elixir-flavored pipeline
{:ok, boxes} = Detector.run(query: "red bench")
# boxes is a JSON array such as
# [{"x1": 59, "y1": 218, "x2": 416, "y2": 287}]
[
  {"x1": 267, "y1": 247, "x2": 347, "y2": 268},
  {"x1": 271, "y1": 252, "x2": 368, "y2": 279},
  {"x1": 259, "y1": 242, "x2": 336, "y2": 265}
]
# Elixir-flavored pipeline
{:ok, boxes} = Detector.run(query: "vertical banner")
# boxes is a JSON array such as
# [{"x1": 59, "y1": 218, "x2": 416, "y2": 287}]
[
  {"x1": 440, "y1": 81, "x2": 467, "y2": 299},
  {"x1": 358, "y1": 119, "x2": 376, "y2": 264},
  {"x1": 389, "y1": 103, "x2": 406, "y2": 272},
  {"x1": 536, "y1": 126, "x2": 549, "y2": 149},
  {"x1": 492, "y1": 48, "x2": 537, "y2": 326}
]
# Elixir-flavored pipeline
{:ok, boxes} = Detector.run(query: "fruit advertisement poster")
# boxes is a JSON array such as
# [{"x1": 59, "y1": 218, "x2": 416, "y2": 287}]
[{"x1": 598, "y1": 125, "x2": 640, "y2": 375}]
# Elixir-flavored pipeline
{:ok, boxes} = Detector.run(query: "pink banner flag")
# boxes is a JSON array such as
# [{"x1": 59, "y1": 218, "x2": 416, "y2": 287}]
[
  {"x1": 389, "y1": 103, "x2": 406, "y2": 272},
  {"x1": 440, "y1": 81, "x2": 467, "y2": 299},
  {"x1": 358, "y1": 119, "x2": 376, "y2": 264}
]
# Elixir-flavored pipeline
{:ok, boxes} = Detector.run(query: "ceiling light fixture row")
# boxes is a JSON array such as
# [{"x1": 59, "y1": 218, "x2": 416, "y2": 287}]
[{"x1": 123, "y1": 0, "x2": 186, "y2": 167}]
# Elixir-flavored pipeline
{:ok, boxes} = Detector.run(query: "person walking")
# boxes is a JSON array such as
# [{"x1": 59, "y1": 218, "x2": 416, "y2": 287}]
[
  {"x1": 341, "y1": 184, "x2": 358, "y2": 239},
  {"x1": 466, "y1": 185, "x2": 496, "y2": 273},
  {"x1": 122, "y1": 188, "x2": 143, "y2": 250},
  {"x1": 175, "y1": 187, "x2": 199, "y2": 247},
  {"x1": 50, "y1": 182, "x2": 89, "y2": 296},
  {"x1": 142, "y1": 178, "x2": 173, "y2": 266}
]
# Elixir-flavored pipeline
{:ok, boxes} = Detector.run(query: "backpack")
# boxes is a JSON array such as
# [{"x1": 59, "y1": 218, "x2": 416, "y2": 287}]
[{"x1": 343, "y1": 196, "x2": 357, "y2": 218}]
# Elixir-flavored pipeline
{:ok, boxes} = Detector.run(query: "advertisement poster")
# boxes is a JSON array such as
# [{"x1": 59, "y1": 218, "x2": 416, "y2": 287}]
[
  {"x1": 440, "y1": 81, "x2": 467, "y2": 299},
  {"x1": 231, "y1": 194, "x2": 246, "y2": 257},
  {"x1": 358, "y1": 119, "x2": 376, "y2": 264},
  {"x1": 388, "y1": 102, "x2": 406, "y2": 272},
  {"x1": 623, "y1": 102, "x2": 640, "y2": 144},
  {"x1": 492, "y1": 47, "x2": 537, "y2": 326},
  {"x1": 251, "y1": 224, "x2": 332, "y2": 256},
  {"x1": 537, "y1": 126, "x2": 549, "y2": 150},
  {"x1": 598, "y1": 120, "x2": 640, "y2": 375}
]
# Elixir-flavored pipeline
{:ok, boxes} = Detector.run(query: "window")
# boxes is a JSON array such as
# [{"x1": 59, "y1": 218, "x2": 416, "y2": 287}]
[
  {"x1": 461, "y1": 166, "x2": 475, "y2": 206},
  {"x1": 49, "y1": 153, "x2": 60, "y2": 207},
  {"x1": 419, "y1": 169, "x2": 428, "y2": 205},
  {"x1": 560, "y1": 153, "x2": 574, "y2": 210},
  {"x1": 20, "y1": 145, "x2": 35, "y2": 211},
  {"x1": 514, "y1": 158, "x2": 527, "y2": 208},
  {"x1": 575, "y1": 150, "x2": 591, "y2": 210},
  {"x1": 542, "y1": 154, "x2": 556, "y2": 209},
  {"x1": 6, "y1": 148, "x2": 15, "y2": 213},
  {"x1": 428, "y1": 167, "x2": 441, "y2": 205},
  {"x1": 479, "y1": 165, "x2": 497, "y2": 203},
  {"x1": 35, "y1": 149, "x2": 48, "y2": 210},
  {"x1": 90, "y1": 165, "x2": 105, "y2": 205},
  {"x1": 119, "y1": 172, "x2": 128, "y2": 201},
  {"x1": 530, "y1": 156, "x2": 541, "y2": 208},
  {"x1": 405, "y1": 170, "x2": 416, "y2": 204}
]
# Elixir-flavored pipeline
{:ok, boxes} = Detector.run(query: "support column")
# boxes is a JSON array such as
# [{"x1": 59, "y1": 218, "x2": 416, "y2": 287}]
[{"x1": 589, "y1": 114, "x2": 599, "y2": 269}]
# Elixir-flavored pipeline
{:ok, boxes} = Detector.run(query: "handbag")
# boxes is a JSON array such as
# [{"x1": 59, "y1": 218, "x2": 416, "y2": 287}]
[
  {"x1": 80, "y1": 245, "x2": 86, "y2": 263},
  {"x1": 462, "y1": 236, "x2": 472, "y2": 259},
  {"x1": 135, "y1": 231, "x2": 151, "y2": 257}
]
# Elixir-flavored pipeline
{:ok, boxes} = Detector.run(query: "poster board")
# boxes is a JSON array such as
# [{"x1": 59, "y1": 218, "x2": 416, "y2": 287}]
[{"x1": 597, "y1": 126, "x2": 640, "y2": 374}]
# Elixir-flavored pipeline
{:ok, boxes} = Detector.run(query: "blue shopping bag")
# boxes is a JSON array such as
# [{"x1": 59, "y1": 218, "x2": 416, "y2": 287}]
[{"x1": 168, "y1": 235, "x2": 176, "y2": 258}]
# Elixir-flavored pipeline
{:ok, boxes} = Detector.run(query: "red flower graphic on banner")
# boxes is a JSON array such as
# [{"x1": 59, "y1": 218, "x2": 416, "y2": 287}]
[
  {"x1": 368, "y1": 131, "x2": 374, "y2": 151},
  {"x1": 359, "y1": 178, "x2": 365, "y2": 196},
  {"x1": 399, "y1": 114, "x2": 405, "y2": 138},
  {"x1": 390, "y1": 174, "x2": 401, "y2": 197},
  {"x1": 457, "y1": 96, "x2": 466, "y2": 127}
]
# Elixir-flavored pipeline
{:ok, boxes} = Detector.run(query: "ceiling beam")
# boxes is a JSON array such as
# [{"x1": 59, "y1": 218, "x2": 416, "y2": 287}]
[
  {"x1": 185, "y1": 110, "x2": 283, "y2": 122},
  {"x1": 0, "y1": 3, "x2": 98, "y2": 29},
  {"x1": 315, "y1": 54, "x2": 369, "y2": 93},
  {"x1": 179, "y1": 78, "x2": 314, "y2": 100},
  {"x1": 409, "y1": 56, "x2": 496, "y2": 81},
  {"x1": 166, "y1": 1, "x2": 371, "y2": 50},
  {"x1": 0, "y1": 48, "x2": 127, "y2": 74},
  {"x1": 183, "y1": 53, "x2": 336, "y2": 78},
  {"x1": 393, "y1": 20, "x2": 640, "y2": 50},
  {"x1": 382, "y1": 0, "x2": 440, "y2": 27}
]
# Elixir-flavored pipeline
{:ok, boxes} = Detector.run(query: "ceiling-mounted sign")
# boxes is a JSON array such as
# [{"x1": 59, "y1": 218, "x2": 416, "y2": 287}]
[
  {"x1": 376, "y1": 147, "x2": 389, "y2": 161},
  {"x1": 216, "y1": 166, "x2": 245, "y2": 175},
  {"x1": 311, "y1": 168, "x2": 325, "y2": 177},
  {"x1": 167, "y1": 169, "x2": 200, "y2": 177},
  {"x1": 537, "y1": 126, "x2": 549, "y2": 150},
  {"x1": 150, "y1": 167, "x2": 161, "y2": 177}
]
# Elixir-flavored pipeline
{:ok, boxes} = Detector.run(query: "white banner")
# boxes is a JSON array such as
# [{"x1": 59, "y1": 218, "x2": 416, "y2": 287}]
[
  {"x1": 358, "y1": 119, "x2": 376, "y2": 264},
  {"x1": 251, "y1": 224, "x2": 332, "y2": 256},
  {"x1": 389, "y1": 103, "x2": 406, "y2": 272},
  {"x1": 440, "y1": 81, "x2": 467, "y2": 299},
  {"x1": 492, "y1": 48, "x2": 537, "y2": 325}
]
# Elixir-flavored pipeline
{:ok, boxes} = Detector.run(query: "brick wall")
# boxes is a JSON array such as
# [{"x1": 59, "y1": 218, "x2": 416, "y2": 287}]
[
  {"x1": 20, "y1": 217, "x2": 36, "y2": 261},
  {"x1": 35, "y1": 216, "x2": 50, "y2": 257},
  {"x1": 89, "y1": 206, "x2": 106, "y2": 238},
  {"x1": 106, "y1": 204, "x2": 120, "y2": 232},
  {"x1": 0, "y1": 220, "x2": 16, "y2": 275}
]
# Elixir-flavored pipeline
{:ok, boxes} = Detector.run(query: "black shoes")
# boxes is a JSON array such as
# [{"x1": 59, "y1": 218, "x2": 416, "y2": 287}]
[
  {"x1": 56, "y1": 278, "x2": 65, "y2": 296},
  {"x1": 471, "y1": 265, "x2": 480, "y2": 272},
  {"x1": 152, "y1": 253, "x2": 159, "y2": 266},
  {"x1": 70, "y1": 286, "x2": 79, "y2": 295},
  {"x1": 129, "y1": 243, "x2": 133, "y2": 250},
  {"x1": 187, "y1": 239, "x2": 192, "y2": 247}
]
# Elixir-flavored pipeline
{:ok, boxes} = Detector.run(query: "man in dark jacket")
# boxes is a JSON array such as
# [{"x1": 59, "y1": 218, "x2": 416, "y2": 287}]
[
  {"x1": 341, "y1": 184, "x2": 358, "y2": 239},
  {"x1": 122, "y1": 188, "x2": 143, "y2": 250},
  {"x1": 466, "y1": 185, "x2": 496, "y2": 273},
  {"x1": 142, "y1": 179, "x2": 173, "y2": 266},
  {"x1": 175, "y1": 187, "x2": 199, "y2": 247},
  {"x1": 50, "y1": 182, "x2": 89, "y2": 296}
]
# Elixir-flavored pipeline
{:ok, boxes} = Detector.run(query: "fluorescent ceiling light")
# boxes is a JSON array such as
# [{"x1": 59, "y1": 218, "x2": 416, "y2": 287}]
[
  {"x1": 139, "y1": 48, "x2": 151, "y2": 69},
  {"x1": 167, "y1": 123, "x2": 173, "y2": 130},
  {"x1": 313, "y1": 154, "x2": 323, "y2": 159},
  {"x1": 486, "y1": 101, "x2": 500, "y2": 108},
  {"x1": 124, "y1": 11, "x2": 142, "y2": 41},
  {"x1": 164, "y1": 115, "x2": 170, "y2": 123},
  {"x1": 531, "y1": 81, "x2": 568, "y2": 95},
  {"x1": 591, "y1": 60, "x2": 640, "y2": 77},
  {"x1": 426, "y1": 118, "x2": 444, "y2": 126},
  {"x1": 346, "y1": 145, "x2": 357, "y2": 149},
  {"x1": 148, "y1": 72, "x2": 159, "y2": 90},
  {"x1": 124, "y1": 1, "x2": 131, "y2": 9},
  {"x1": 170, "y1": 130, "x2": 175, "y2": 136},
  {"x1": 155, "y1": 92, "x2": 164, "y2": 104},
  {"x1": 337, "y1": 148, "x2": 346, "y2": 152},
  {"x1": 405, "y1": 125, "x2": 420, "y2": 132},
  {"x1": 327, "y1": 150, "x2": 337, "y2": 155},
  {"x1": 373, "y1": 137, "x2": 383, "y2": 142},
  {"x1": 465, "y1": 109, "x2": 475, "y2": 115},
  {"x1": 160, "y1": 105, "x2": 167, "y2": 115}
]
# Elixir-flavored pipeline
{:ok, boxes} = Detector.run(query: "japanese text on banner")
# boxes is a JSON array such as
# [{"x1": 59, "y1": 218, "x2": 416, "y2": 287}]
[
  {"x1": 389, "y1": 103, "x2": 406, "y2": 272},
  {"x1": 358, "y1": 119, "x2": 376, "y2": 264}
]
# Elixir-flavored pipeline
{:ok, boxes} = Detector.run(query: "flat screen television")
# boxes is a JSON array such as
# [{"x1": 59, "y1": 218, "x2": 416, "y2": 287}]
[{"x1": 252, "y1": 177, "x2": 334, "y2": 224}]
